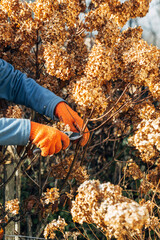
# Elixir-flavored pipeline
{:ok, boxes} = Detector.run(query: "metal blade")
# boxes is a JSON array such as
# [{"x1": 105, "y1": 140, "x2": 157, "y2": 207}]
[{"x1": 63, "y1": 131, "x2": 82, "y2": 141}]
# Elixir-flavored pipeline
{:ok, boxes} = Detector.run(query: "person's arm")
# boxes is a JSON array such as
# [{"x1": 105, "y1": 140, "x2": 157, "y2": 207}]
[
  {"x1": 0, "y1": 58, "x2": 64, "y2": 119},
  {"x1": 0, "y1": 58, "x2": 67, "y2": 149},
  {"x1": 0, "y1": 58, "x2": 89, "y2": 150},
  {"x1": 0, "y1": 118, "x2": 70, "y2": 156},
  {"x1": 0, "y1": 118, "x2": 30, "y2": 145}
]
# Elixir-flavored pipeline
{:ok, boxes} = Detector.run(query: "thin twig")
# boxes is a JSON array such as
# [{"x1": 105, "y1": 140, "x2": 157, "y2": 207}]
[
  {"x1": 89, "y1": 134, "x2": 109, "y2": 150},
  {"x1": 90, "y1": 87, "x2": 148, "y2": 133},
  {"x1": 81, "y1": 225, "x2": 90, "y2": 240},
  {"x1": 59, "y1": 141, "x2": 81, "y2": 192},
  {"x1": 89, "y1": 83, "x2": 130, "y2": 122},
  {"x1": 151, "y1": 180, "x2": 160, "y2": 216},
  {"x1": 80, "y1": 131, "x2": 93, "y2": 166},
  {"x1": 90, "y1": 100, "x2": 131, "y2": 132},
  {"x1": 22, "y1": 167, "x2": 40, "y2": 188},
  {"x1": 73, "y1": 223, "x2": 88, "y2": 239},
  {"x1": 87, "y1": 224, "x2": 100, "y2": 240},
  {"x1": 35, "y1": 213, "x2": 50, "y2": 238},
  {"x1": 80, "y1": 107, "x2": 95, "y2": 165},
  {"x1": 82, "y1": 106, "x2": 95, "y2": 133},
  {"x1": 0, "y1": 157, "x2": 24, "y2": 188},
  {"x1": 91, "y1": 160, "x2": 114, "y2": 178},
  {"x1": 42, "y1": 168, "x2": 52, "y2": 192},
  {"x1": 90, "y1": 223, "x2": 106, "y2": 238}
]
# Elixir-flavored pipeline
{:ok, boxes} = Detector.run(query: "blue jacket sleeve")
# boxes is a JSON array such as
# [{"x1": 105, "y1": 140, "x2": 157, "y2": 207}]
[
  {"x1": 0, "y1": 118, "x2": 30, "y2": 145},
  {"x1": 0, "y1": 58, "x2": 64, "y2": 145},
  {"x1": 0, "y1": 58, "x2": 64, "y2": 118}
]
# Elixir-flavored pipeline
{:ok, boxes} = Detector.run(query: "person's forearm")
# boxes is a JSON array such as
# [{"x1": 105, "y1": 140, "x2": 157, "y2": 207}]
[
  {"x1": 0, "y1": 59, "x2": 64, "y2": 119},
  {"x1": 0, "y1": 118, "x2": 30, "y2": 145}
]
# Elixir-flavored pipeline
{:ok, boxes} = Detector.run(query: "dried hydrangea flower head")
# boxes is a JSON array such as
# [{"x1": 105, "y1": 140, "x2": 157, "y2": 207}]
[
  {"x1": 123, "y1": 159, "x2": 143, "y2": 180},
  {"x1": 5, "y1": 199, "x2": 19, "y2": 215},
  {"x1": 1, "y1": 0, "x2": 36, "y2": 49},
  {"x1": 43, "y1": 43, "x2": 74, "y2": 81},
  {"x1": 43, "y1": 216, "x2": 67, "y2": 239},
  {"x1": 5, "y1": 105, "x2": 23, "y2": 119},
  {"x1": 121, "y1": 37, "x2": 160, "y2": 87},
  {"x1": 71, "y1": 180, "x2": 150, "y2": 239},
  {"x1": 128, "y1": 104, "x2": 160, "y2": 164},
  {"x1": 0, "y1": 9, "x2": 13, "y2": 46},
  {"x1": 41, "y1": 188, "x2": 59, "y2": 205},
  {"x1": 104, "y1": 201, "x2": 149, "y2": 239},
  {"x1": 51, "y1": 155, "x2": 89, "y2": 183},
  {"x1": 69, "y1": 76, "x2": 108, "y2": 117},
  {"x1": 52, "y1": 121, "x2": 71, "y2": 132},
  {"x1": 87, "y1": 0, "x2": 151, "y2": 28},
  {"x1": 32, "y1": 0, "x2": 88, "y2": 80},
  {"x1": 63, "y1": 231, "x2": 81, "y2": 239},
  {"x1": 85, "y1": 40, "x2": 116, "y2": 84}
]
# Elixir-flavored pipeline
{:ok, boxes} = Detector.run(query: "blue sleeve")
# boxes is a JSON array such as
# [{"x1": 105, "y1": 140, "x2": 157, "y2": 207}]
[
  {"x1": 0, "y1": 58, "x2": 65, "y2": 145},
  {"x1": 0, "y1": 118, "x2": 30, "y2": 145},
  {"x1": 0, "y1": 58, "x2": 64, "y2": 119}
]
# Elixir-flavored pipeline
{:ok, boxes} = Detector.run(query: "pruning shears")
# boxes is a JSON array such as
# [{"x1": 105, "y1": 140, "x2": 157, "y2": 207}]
[{"x1": 33, "y1": 131, "x2": 82, "y2": 155}]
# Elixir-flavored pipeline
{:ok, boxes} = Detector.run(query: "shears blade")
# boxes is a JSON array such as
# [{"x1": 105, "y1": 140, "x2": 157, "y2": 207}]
[{"x1": 63, "y1": 131, "x2": 82, "y2": 141}]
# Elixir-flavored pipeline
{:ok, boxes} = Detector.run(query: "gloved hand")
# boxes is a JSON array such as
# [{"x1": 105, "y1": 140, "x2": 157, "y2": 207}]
[
  {"x1": 55, "y1": 102, "x2": 90, "y2": 146},
  {"x1": 30, "y1": 122, "x2": 70, "y2": 156}
]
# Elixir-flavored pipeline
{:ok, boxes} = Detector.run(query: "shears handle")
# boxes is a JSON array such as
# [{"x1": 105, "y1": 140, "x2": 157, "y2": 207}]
[{"x1": 33, "y1": 131, "x2": 82, "y2": 155}]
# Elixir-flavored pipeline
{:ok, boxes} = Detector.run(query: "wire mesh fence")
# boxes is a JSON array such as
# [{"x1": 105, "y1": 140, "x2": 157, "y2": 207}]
[{"x1": 4, "y1": 235, "x2": 45, "y2": 240}]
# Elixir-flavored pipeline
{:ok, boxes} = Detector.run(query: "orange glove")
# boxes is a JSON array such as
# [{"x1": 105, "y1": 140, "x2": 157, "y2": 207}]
[
  {"x1": 30, "y1": 122, "x2": 70, "y2": 156},
  {"x1": 0, "y1": 227, "x2": 3, "y2": 240},
  {"x1": 55, "y1": 102, "x2": 90, "y2": 146}
]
